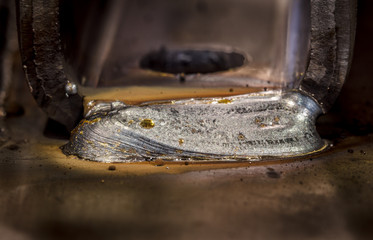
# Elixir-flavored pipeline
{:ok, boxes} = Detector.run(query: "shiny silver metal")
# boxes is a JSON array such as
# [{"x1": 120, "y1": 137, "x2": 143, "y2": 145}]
[
  {"x1": 62, "y1": 91, "x2": 326, "y2": 162},
  {"x1": 15, "y1": 0, "x2": 356, "y2": 161}
]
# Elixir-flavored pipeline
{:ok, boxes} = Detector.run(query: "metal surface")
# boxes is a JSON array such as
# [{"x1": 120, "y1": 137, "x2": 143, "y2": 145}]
[
  {"x1": 14, "y1": 1, "x2": 356, "y2": 159},
  {"x1": 63, "y1": 91, "x2": 325, "y2": 162},
  {"x1": 14, "y1": 0, "x2": 356, "y2": 125},
  {"x1": 0, "y1": 1, "x2": 371, "y2": 239},
  {"x1": 16, "y1": 0, "x2": 83, "y2": 130},
  {"x1": 0, "y1": 100, "x2": 372, "y2": 240},
  {"x1": 299, "y1": 0, "x2": 356, "y2": 112}
]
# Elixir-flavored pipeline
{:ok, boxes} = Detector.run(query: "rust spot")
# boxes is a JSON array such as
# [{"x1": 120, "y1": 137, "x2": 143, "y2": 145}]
[
  {"x1": 255, "y1": 117, "x2": 262, "y2": 123},
  {"x1": 238, "y1": 134, "x2": 245, "y2": 140},
  {"x1": 154, "y1": 158, "x2": 165, "y2": 166},
  {"x1": 273, "y1": 116, "x2": 280, "y2": 123}
]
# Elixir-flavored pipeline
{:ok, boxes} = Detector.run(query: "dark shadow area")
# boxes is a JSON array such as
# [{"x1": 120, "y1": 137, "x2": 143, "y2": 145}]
[
  {"x1": 43, "y1": 118, "x2": 70, "y2": 140},
  {"x1": 316, "y1": 1, "x2": 373, "y2": 239},
  {"x1": 140, "y1": 47, "x2": 245, "y2": 75},
  {"x1": 316, "y1": 0, "x2": 373, "y2": 141}
]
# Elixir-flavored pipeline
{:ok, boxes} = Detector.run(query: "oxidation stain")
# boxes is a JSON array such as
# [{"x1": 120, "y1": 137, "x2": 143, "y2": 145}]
[
  {"x1": 266, "y1": 167, "x2": 281, "y2": 179},
  {"x1": 154, "y1": 159, "x2": 165, "y2": 166},
  {"x1": 108, "y1": 165, "x2": 116, "y2": 171}
]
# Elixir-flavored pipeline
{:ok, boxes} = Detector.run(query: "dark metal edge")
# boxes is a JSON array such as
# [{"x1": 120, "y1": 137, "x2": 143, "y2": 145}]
[
  {"x1": 16, "y1": 0, "x2": 83, "y2": 130},
  {"x1": 299, "y1": 0, "x2": 356, "y2": 112}
]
